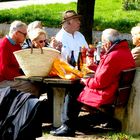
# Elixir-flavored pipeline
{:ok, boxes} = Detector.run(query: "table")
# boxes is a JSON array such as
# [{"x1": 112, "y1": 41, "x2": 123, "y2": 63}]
[{"x1": 15, "y1": 76, "x2": 80, "y2": 127}]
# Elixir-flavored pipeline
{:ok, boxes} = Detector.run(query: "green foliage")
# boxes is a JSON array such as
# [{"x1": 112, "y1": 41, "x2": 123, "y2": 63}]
[
  {"x1": 108, "y1": 132, "x2": 140, "y2": 140},
  {"x1": 0, "y1": 3, "x2": 76, "y2": 27},
  {"x1": 94, "y1": 0, "x2": 140, "y2": 33},
  {"x1": 122, "y1": 0, "x2": 140, "y2": 10},
  {"x1": 0, "y1": 0, "x2": 140, "y2": 33}
]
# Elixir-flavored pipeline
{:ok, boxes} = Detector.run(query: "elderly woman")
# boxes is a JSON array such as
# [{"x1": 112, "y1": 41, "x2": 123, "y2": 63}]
[
  {"x1": 28, "y1": 28, "x2": 48, "y2": 48},
  {"x1": 22, "y1": 21, "x2": 47, "y2": 49},
  {"x1": 23, "y1": 21, "x2": 62, "y2": 51},
  {"x1": 131, "y1": 26, "x2": 140, "y2": 67}
]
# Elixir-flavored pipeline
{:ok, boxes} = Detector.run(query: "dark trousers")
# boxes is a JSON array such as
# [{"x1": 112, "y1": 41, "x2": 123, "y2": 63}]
[{"x1": 61, "y1": 84, "x2": 84, "y2": 130}]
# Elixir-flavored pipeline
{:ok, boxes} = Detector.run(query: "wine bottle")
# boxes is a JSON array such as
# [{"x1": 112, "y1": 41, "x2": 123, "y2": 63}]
[
  {"x1": 69, "y1": 50, "x2": 76, "y2": 67},
  {"x1": 77, "y1": 47, "x2": 83, "y2": 71}
]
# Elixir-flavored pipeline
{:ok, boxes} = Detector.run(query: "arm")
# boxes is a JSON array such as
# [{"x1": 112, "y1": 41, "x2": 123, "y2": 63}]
[
  {"x1": 0, "y1": 44, "x2": 21, "y2": 80},
  {"x1": 84, "y1": 54, "x2": 120, "y2": 89}
]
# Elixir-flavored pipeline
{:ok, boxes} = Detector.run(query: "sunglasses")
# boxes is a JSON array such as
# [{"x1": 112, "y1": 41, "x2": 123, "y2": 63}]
[
  {"x1": 18, "y1": 30, "x2": 27, "y2": 37},
  {"x1": 39, "y1": 40, "x2": 46, "y2": 43}
]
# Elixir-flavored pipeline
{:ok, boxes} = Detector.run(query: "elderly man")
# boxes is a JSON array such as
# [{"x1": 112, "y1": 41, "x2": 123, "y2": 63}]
[
  {"x1": 55, "y1": 10, "x2": 88, "y2": 63},
  {"x1": 50, "y1": 28, "x2": 135, "y2": 137},
  {"x1": 0, "y1": 20, "x2": 41, "y2": 97}
]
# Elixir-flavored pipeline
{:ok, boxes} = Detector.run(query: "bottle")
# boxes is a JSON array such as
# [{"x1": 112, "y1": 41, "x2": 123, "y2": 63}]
[
  {"x1": 95, "y1": 41, "x2": 102, "y2": 65},
  {"x1": 77, "y1": 47, "x2": 83, "y2": 71},
  {"x1": 86, "y1": 45, "x2": 94, "y2": 68},
  {"x1": 69, "y1": 50, "x2": 76, "y2": 67},
  {"x1": 81, "y1": 45, "x2": 87, "y2": 64},
  {"x1": 94, "y1": 49, "x2": 97, "y2": 63}
]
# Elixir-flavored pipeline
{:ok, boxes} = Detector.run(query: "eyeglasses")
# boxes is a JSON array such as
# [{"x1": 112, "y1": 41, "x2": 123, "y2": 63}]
[
  {"x1": 18, "y1": 30, "x2": 27, "y2": 37},
  {"x1": 39, "y1": 40, "x2": 46, "y2": 43}
]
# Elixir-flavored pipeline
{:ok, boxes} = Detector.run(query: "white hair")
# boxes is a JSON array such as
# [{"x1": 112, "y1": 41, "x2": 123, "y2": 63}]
[
  {"x1": 27, "y1": 21, "x2": 42, "y2": 33},
  {"x1": 102, "y1": 28, "x2": 121, "y2": 43},
  {"x1": 131, "y1": 26, "x2": 140, "y2": 36},
  {"x1": 9, "y1": 20, "x2": 27, "y2": 35},
  {"x1": 28, "y1": 28, "x2": 48, "y2": 41}
]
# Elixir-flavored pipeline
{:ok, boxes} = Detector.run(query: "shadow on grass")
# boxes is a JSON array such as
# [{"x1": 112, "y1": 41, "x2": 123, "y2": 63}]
[{"x1": 41, "y1": 111, "x2": 121, "y2": 137}]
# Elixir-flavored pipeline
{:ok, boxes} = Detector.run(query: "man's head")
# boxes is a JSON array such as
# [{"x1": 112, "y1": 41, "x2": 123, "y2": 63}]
[
  {"x1": 101, "y1": 28, "x2": 121, "y2": 52},
  {"x1": 62, "y1": 10, "x2": 81, "y2": 34},
  {"x1": 9, "y1": 20, "x2": 27, "y2": 45}
]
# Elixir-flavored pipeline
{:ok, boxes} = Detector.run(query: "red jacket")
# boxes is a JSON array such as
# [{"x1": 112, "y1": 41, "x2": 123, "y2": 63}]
[
  {"x1": 0, "y1": 37, "x2": 21, "y2": 81},
  {"x1": 77, "y1": 40, "x2": 135, "y2": 108}
]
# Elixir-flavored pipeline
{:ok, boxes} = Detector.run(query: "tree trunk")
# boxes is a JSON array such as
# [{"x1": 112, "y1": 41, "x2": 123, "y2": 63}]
[{"x1": 77, "y1": 0, "x2": 95, "y2": 44}]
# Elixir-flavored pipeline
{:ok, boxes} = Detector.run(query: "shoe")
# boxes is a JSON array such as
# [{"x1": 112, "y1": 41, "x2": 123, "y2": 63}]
[
  {"x1": 50, "y1": 124, "x2": 75, "y2": 137},
  {"x1": 50, "y1": 125, "x2": 65, "y2": 135}
]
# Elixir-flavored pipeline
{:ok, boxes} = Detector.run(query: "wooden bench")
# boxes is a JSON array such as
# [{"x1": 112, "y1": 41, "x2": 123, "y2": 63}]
[
  {"x1": 100, "y1": 68, "x2": 136, "y2": 115},
  {"x1": 113, "y1": 68, "x2": 136, "y2": 107}
]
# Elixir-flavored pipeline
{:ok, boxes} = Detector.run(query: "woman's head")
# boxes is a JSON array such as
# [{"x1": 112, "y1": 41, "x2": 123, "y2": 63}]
[
  {"x1": 131, "y1": 26, "x2": 140, "y2": 46},
  {"x1": 28, "y1": 28, "x2": 48, "y2": 48},
  {"x1": 27, "y1": 21, "x2": 43, "y2": 33}
]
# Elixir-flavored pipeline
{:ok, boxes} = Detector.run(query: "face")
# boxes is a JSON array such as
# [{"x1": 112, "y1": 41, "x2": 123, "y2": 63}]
[
  {"x1": 131, "y1": 33, "x2": 140, "y2": 46},
  {"x1": 68, "y1": 18, "x2": 81, "y2": 33},
  {"x1": 15, "y1": 26, "x2": 27, "y2": 44},
  {"x1": 33, "y1": 34, "x2": 46, "y2": 48},
  {"x1": 101, "y1": 36, "x2": 111, "y2": 52}
]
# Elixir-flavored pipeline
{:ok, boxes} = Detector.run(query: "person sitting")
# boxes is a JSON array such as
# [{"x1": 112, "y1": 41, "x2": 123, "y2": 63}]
[
  {"x1": 131, "y1": 26, "x2": 140, "y2": 67},
  {"x1": 55, "y1": 10, "x2": 88, "y2": 64},
  {"x1": 0, "y1": 20, "x2": 43, "y2": 97},
  {"x1": 50, "y1": 28, "x2": 135, "y2": 137},
  {"x1": 22, "y1": 21, "x2": 49, "y2": 49},
  {"x1": 22, "y1": 20, "x2": 62, "y2": 51},
  {"x1": 28, "y1": 28, "x2": 48, "y2": 49}
]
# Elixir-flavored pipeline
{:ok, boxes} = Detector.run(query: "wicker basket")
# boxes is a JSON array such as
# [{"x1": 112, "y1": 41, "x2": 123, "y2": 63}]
[{"x1": 14, "y1": 47, "x2": 60, "y2": 77}]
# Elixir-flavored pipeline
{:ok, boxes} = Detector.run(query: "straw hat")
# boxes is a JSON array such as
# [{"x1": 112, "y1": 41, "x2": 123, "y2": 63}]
[{"x1": 61, "y1": 10, "x2": 82, "y2": 24}]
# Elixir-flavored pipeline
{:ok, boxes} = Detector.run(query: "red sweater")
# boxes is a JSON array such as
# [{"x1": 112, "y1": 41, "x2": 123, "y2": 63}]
[{"x1": 0, "y1": 37, "x2": 22, "y2": 81}]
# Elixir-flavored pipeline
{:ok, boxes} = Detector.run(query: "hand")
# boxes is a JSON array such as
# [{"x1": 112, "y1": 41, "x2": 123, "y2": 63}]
[{"x1": 50, "y1": 37, "x2": 62, "y2": 51}]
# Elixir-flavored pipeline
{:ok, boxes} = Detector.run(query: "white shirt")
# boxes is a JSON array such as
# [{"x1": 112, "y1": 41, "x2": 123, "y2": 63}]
[{"x1": 55, "y1": 28, "x2": 88, "y2": 62}]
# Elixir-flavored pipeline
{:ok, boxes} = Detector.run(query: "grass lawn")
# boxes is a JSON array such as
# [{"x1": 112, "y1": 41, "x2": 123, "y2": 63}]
[{"x1": 0, "y1": 0, "x2": 140, "y2": 33}]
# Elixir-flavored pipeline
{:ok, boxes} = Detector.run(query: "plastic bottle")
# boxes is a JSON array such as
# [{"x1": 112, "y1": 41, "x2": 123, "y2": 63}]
[{"x1": 95, "y1": 41, "x2": 102, "y2": 65}]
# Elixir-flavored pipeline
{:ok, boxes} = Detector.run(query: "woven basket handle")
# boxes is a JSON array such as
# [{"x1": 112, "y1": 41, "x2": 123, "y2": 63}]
[{"x1": 30, "y1": 45, "x2": 43, "y2": 54}]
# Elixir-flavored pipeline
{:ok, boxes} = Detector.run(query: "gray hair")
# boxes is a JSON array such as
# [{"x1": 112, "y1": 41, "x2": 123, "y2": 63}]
[
  {"x1": 27, "y1": 21, "x2": 42, "y2": 33},
  {"x1": 131, "y1": 26, "x2": 140, "y2": 35},
  {"x1": 28, "y1": 28, "x2": 48, "y2": 41},
  {"x1": 9, "y1": 20, "x2": 27, "y2": 35},
  {"x1": 102, "y1": 28, "x2": 121, "y2": 43}
]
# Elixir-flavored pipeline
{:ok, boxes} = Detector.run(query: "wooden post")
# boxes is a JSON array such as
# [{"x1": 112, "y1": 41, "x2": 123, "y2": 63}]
[
  {"x1": 114, "y1": 67, "x2": 140, "y2": 134},
  {"x1": 53, "y1": 87, "x2": 65, "y2": 127}
]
